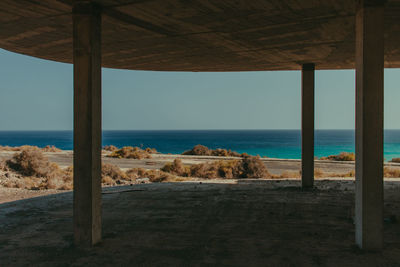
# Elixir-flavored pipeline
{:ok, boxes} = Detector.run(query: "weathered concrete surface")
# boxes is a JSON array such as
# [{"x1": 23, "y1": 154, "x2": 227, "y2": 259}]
[
  {"x1": 355, "y1": 0, "x2": 384, "y2": 251},
  {"x1": 1, "y1": 180, "x2": 399, "y2": 266},
  {"x1": 73, "y1": 2, "x2": 102, "y2": 247},
  {"x1": 1, "y1": 1, "x2": 400, "y2": 71},
  {"x1": 301, "y1": 63, "x2": 315, "y2": 188}
]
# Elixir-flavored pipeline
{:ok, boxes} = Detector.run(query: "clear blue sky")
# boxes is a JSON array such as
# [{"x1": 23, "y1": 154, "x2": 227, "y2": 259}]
[{"x1": 0, "y1": 48, "x2": 399, "y2": 130}]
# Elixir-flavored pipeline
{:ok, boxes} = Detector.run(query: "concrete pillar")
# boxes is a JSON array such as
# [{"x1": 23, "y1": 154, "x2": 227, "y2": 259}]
[
  {"x1": 301, "y1": 63, "x2": 315, "y2": 188},
  {"x1": 73, "y1": 2, "x2": 102, "y2": 247},
  {"x1": 355, "y1": 0, "x2": 385, "y2": 251}
]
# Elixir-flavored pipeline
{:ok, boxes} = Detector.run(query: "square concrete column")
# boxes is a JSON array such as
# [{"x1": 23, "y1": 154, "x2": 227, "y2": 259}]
[
  {"x1": 301, "y1": 63, "x2": 315, "y2": 188},
  {"x1": 73, "y1": 2, "x2": 102, "y2": 247},
  {"x1": 355, "y1": 0, "x2": 385, "y2": 251}
]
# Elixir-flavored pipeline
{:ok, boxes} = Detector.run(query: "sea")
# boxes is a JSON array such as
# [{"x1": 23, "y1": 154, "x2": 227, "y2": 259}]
[{"x1": 0, "y1": 130, "x2": 400, "y2": 161}]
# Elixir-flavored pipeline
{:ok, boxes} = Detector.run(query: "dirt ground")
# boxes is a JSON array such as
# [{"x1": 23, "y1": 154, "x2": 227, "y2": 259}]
[{"x1": 0, "y1": 180, "x2": 399, "y2": 266}]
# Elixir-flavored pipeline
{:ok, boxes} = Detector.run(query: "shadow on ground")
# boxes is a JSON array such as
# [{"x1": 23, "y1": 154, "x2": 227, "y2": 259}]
[{"x1": 0, "y1": 180, "x2": 399, "y2": 266}]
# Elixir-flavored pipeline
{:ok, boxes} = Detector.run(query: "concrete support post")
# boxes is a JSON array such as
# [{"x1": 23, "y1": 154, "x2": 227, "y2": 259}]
[
  {"x1": 301, "y1": 63, "x2": 315, "y2": 188},
  {"x1": 355, "y1": 0, "x2": 385, "y2": 251},
  {"x1": 73, "y1": 2, "x2": 102, "y2": 247}
]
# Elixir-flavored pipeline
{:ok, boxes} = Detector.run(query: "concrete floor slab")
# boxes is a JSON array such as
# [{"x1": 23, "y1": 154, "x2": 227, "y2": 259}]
[{"x1": 1, "y1": 180, "x2": 399, "y2": 266}]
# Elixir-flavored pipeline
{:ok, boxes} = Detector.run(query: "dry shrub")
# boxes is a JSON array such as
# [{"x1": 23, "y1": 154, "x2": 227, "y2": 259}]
[
  {"x1": 0, "y1": 160, "x2": 8, "y2": 171},
  {"x1": 102, "y1": 163, "x2": 127, "y2": 184},
  {"x1": 145, "y1": 170, "x2": 173, "y2": 183},
  {"x1": 182, "y1": 144, "x2": 210, "y2": 156},
  {"x1": 314, "y1": 168, "x2": 325, "y2": 178},
  {"x1": 211, "y1": 148, "x2": 241, "y2": 157},
  {"x1": 0, "y1": 145, "x2": 35, "y2": 151},
  {"x1": 125, "y1": 168, "x2": 174, "y2": 183},
  {"x1": 0, "y1": 145, "x2": 62, "y2": 152},
  {"x1": 44, "y1": 166, "x2": 73, "y2": 190},
  {"x1": 313, "y1": 169, "x2": 355, "y2": 178},
  {"x1": 390, "y1": 158, "x2": 400, "y2": 163},
  {"x1": 103, "y1": 145, "x2": 118, "y2": 151},
  {"x1": 272, "y1": 169, "x2": 356, "y2": 179},
  {"x1": 384, "y1": 167, "x2": 400, "y2": 178},
  {"x1": 161, "y1": 159, "x2": 190, "y2": 176},
  {"x1": 6, "y1": 147, "x2": 61, "y2": 178},
  {"x1": 182, "y1": 144, "x2": 242, "y2": 157},
  {"x1": 320, "y1": 152, "x2": 355, "y2": 161},
  {"x1": 145, "y1": 147, "x2": 158, "y2": 154},
  {"x1": 161, "y1": 156, "x2": 269, "y2": 179},
  {"x1": 239, "y1": 156, "x2": 270, "y2": 178},
  {"x1": 0, "y1": 145, "x2": 20, "y2": 151},
  {"x1": 108, "y1": 146, "x2": 152, "y2": 159},
  {"x1": 42, "y1": 145, "x2": 62, "y2": 152},
  {"x1": 190, "y1": 162, "x2": 221, "y2": 179}
]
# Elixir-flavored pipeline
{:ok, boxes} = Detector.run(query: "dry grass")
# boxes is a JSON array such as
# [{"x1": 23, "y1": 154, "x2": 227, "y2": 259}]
[
  {"x1": 271, "y1": 171, "x2": 301, "y2": 179},
  {"x1": 107, "y1": 146, "x2": 153, "y2": 159},
  {"x1": 384, "y1": 167, "x2": 400, "y2": 178},
  {"x1": 182, "y1": 144, "x2": 246, "y2": 157},
  {"x1": 271, "y1": 169, "x2": 356, "y2": 179},
  {"x1": 320, "y1": 152, "x2": 355, "y2": 161}
]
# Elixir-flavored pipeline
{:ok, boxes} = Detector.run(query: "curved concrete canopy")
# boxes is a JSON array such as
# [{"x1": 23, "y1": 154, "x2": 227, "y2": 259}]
[{"x1": 1, "y1": 0, "x2": 399, "y2": 71}]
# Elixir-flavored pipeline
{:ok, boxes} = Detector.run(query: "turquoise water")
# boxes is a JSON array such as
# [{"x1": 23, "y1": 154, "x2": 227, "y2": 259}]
[{"x1": 0, "y1": 130, "x2": 400, "y2": 161}]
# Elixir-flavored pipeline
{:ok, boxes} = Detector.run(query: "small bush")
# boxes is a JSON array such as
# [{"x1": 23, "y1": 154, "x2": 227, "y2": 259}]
[
  {"x1": 145, "y1": 147, "x2": 158, "y2": 154},
  {"x1": 239, "y1": 155, "x2": 270, "y2": 178},
  {"x1": 390, "y1": 158, "x2": 400, "y2": 163},
  {"x1": 384, "y1": 167, "x2": 400, "y2": 178},
  {"x1": 0, "y1": 145, "x2": 62, "y2": 152},
  {"x1": 103, "y1": 145, "x2": 118, "y2": 151},
  {"x1": 320, "y1": 152, "x2": 355, "y2": 161},
  {"x1": 161, "y1": 156, "x2": 269, "y2": 179},
  {"x1": 42, "y1": 145, "x2": 62, "y2": 152},
  {"x1": 6, "y1": 147, "x2": 61, "y2": 178},
  {"x1": 182, "y1": 144, "x2": 242, "y2": 157},
  {"x1": 108, "y1": 146, "x2": 152, "y2": 159},
  {"x1": 102, "y1": 163, "x2": 127, "y2": 183},
  {"x1": 182, "y1": 145, "x2": 210, "y2": 156},
  {"x1": 161, "y1": 159, "x2": 190, "y2": 176},
  {"x1": 0, "y1": 145, "x2": 20, "y2": 151}
]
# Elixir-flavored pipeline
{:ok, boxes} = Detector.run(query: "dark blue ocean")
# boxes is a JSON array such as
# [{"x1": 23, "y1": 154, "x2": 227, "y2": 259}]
[{"x1": 0, "y1": 130, "x2": 400, "y2": 161}]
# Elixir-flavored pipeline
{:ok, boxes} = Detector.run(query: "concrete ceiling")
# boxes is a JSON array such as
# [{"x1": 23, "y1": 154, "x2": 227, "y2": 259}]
[{"x1": 1, "y1": 0, "x2": 400, "y2": 71}]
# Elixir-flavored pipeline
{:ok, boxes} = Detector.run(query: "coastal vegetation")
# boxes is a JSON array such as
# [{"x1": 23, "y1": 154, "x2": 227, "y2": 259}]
[
  {"x1": 103, "y1": 145, "x2": 118, "y2": 151},
  {"x1": 320, "y1": 152, "x2": 355, "y2": 161},
  {"x1": 162, "y1": 156, "x2": 270, "y2": 179},
  {"x1": 390, "y1": 158, "x2": 400, "y2": 163},
  {"x1": 182, "y1": 144, "x2": 249, "y2": 157},
  {"x1": 107, "y1": 146, "x2": 157, "y2": 159},
  {"x1": 1, "y1": 146, "x2": 400, "y2": 191},
  {"x1": 0, "y1": 145, "x2": 61, "y2": 152}
]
